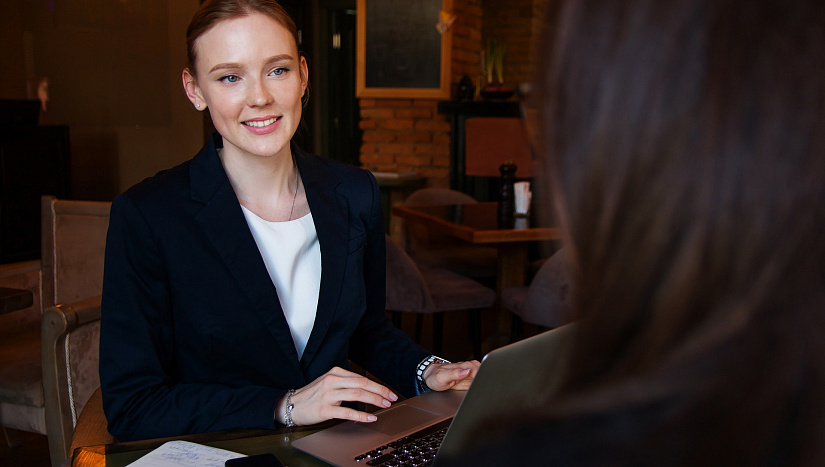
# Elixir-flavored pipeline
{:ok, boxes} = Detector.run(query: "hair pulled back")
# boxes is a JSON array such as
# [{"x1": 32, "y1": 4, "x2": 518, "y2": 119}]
[{"x1": 186, "y1": 0, "x2": 299, "y2": 74}]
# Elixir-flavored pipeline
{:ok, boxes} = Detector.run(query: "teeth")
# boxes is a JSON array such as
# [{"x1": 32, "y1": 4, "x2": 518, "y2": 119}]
[{"x1": 245, "y1": 117, "x2": 278, "y2": 128}]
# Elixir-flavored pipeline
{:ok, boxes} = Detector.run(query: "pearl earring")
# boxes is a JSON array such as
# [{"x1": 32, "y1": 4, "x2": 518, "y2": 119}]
[{"x1": 196, "y1": 103, "x2": 200, "y2": 109}]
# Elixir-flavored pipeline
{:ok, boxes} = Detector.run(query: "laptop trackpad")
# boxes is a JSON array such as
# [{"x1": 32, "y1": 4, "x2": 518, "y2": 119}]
[{"x1": 365, "y1": 404, "x2": 440, "y2": 435}]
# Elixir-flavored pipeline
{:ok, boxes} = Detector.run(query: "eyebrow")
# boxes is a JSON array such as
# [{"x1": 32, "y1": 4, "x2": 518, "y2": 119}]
[{"x1": 208, "y1": 54, "x2": 295, "y2": 74}]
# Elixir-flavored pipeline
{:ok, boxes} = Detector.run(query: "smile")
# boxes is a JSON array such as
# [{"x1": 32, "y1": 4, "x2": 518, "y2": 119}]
[{"x1": 243, "y1": 117, "x2": 279, "y2": 128}]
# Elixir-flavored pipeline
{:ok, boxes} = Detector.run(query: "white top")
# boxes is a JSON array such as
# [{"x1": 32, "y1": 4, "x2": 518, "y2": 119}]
[{"x1": 241, "y1": 207, "x2": 321, "y2": 359}]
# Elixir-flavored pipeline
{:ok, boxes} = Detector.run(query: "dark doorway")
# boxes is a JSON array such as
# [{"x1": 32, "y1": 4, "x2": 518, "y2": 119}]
[{"x1": 317, "y1": 2, "x2": 361, "y2": 166}]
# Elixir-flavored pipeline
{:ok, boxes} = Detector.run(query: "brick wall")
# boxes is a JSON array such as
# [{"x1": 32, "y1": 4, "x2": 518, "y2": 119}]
[
  {"x1": 358, "y1": 0, "x2": 483, "y2": 190},
  {"x1": 358, "y1": 0, "x2": 539, "y2": 188}
]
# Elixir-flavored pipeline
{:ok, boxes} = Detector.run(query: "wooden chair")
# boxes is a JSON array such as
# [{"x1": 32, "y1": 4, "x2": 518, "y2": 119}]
[
  {"x1": 462, "y1": 117, "x2": 534, "y2": 202},
  {"x1": 385, "y1": 235, "x2": 495, "y2": 360},
  {"x1": 464, "y1": 117, "x2": 533, "y2": 179},
  {"x1": 40, "y1": 196, "x2": 111, "y2": 466}
]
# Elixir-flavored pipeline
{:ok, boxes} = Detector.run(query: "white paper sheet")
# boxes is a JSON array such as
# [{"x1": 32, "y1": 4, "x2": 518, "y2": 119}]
[{"x1": 127, "y1": 440, "x2": 246, "y2": 467}]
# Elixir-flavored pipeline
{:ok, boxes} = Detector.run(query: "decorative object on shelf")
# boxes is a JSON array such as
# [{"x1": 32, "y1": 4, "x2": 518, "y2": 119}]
[
  {"x1": 457, "y1": 74, "x2": 475, "y2": 101},
  {"x1": 498, "y1": 161, "x2": 517, "y2": 227},
  {"x1": 481, "y1": 39, "x2": 515, "y2": 101}
]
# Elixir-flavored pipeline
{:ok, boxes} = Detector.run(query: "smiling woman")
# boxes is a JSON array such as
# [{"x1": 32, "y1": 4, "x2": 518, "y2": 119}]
[
  {"x1": 98, "y1": 0, "x2": 480, "y2": 443},
  {"x1": 183, "y1": 14, "x2": 307, "y2": 178}
]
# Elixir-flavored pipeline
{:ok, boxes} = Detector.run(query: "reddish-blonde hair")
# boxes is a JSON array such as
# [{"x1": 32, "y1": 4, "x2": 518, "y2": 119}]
[{"x1": 185, "y1": 0, "x2": 299, "y2": 73}]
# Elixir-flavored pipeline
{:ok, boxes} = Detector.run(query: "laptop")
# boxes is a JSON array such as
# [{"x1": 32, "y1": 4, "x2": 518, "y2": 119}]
[{"x1": 292, "y1": 324, "x2": 574, "y2": 466}]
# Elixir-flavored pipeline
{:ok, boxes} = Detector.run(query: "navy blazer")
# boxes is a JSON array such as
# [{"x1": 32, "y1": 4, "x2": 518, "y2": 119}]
[{"x1": 99, "y1": 133, "x2": 430, "y2": 441}]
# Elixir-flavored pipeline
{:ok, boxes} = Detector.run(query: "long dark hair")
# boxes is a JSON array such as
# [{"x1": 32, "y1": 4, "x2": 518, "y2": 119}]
[{"x1": 532, "y1": 0, "x2": 825, "y2": 462}]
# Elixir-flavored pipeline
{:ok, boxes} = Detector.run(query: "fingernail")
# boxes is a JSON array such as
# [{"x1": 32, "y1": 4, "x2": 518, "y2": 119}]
[
  {"x1": 367, "y1": 415, "x2": 377, "y2": 422},
  {"x1": 389, "y1": 392, "x2": 398, "y2": 401},
  {"x1": 383, "y1": 399, "x2": 392, "y2": 407},
  {"x1": 460, "y1": 369, "x2": 470, "y2": 375}
]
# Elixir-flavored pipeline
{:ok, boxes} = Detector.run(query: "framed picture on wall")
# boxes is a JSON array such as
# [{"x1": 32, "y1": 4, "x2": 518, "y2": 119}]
[{"x1": 356, "y1": 0, "x2": 453, "y2": 99}]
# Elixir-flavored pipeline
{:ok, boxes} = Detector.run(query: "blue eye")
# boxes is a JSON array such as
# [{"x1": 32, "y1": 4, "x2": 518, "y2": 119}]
[
  {"x1": 219, "y1": 75, "x2": 240, "y2": 83},
  {"x1": 270, "y1": 67, "x2": 289, "y2": 77}
]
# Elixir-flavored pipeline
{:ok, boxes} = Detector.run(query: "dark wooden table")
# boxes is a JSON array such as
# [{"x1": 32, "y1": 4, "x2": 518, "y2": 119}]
[
  {"x1": 392, "y1": 202, "x2": 561, "y2": 292},
  {"x1": 69, "y1": 388, "x2": 336, "y2": 466},
  {"x1": 71, "y1": 425, "x2": 332, "y2": 467},
  {"x1": 0, "y1": 286, "x2": 34, "y2": 315}
]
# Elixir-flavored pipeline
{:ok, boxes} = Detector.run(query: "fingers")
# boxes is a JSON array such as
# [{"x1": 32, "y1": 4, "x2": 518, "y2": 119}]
[
  {"x1": 289, "y1": 367, "x2": 398, "y2": 425},
  {"x1": 423, "y1": 360, "x2": 481, "y2": 392},
  {"x1": 325, "y1": 367, "x2": 399, "y2": 402}
]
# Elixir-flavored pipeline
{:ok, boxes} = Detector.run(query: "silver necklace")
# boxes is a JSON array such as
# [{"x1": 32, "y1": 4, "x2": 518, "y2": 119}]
[{"x1": 287, "y1": 168, "x2": 299, "y2": 221}]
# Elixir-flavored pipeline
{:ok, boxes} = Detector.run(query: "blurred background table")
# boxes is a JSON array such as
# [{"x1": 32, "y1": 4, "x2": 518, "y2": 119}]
[
  {"x1": 392, "y1": 202, "x2": 560, "y2": 292},
  {"x1": 0, "y1": 286, "x2": 34, "y2": 315}
]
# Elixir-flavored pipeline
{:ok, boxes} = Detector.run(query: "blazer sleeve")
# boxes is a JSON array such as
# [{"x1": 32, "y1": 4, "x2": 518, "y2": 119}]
[
  {"x1": 347, "y1": 172, "x2": 431, "y2": 396},
  {"x1": 99, "y1": 194, "x2": 284, "y2": 441}
]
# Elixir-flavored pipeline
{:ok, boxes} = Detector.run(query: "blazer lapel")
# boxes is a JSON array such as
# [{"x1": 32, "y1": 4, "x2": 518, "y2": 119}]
[
  {"x1": 189, "y1": 134, "x2": 302, "y2": 372},
  {"x1": 294, "y1": 145, "x2": 349, "y2": 368}
]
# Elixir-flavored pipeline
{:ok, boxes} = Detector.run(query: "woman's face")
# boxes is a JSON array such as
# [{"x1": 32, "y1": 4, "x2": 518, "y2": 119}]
[{"x1": 183, "y1": 13, "x2": 307, "y2": 161}]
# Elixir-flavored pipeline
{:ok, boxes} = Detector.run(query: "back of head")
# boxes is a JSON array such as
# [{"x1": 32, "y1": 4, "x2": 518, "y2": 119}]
[{"x1": 532, "y1": 0, "x2": 825, "y2": 462}]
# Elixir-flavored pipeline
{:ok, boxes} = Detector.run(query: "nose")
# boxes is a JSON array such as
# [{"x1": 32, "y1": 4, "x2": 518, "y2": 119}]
[{"x1": 247, "y1": 78, "x2": 273, "y2": 107}]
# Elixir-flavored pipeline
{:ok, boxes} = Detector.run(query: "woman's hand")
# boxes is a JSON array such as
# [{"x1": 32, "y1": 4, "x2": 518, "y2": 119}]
[
  {"x1": 276, "y1": 366, "x2": 398, "y2": 426},
  {"x1": 423, "y1": 360, "x2": 481, "y2": 391}
]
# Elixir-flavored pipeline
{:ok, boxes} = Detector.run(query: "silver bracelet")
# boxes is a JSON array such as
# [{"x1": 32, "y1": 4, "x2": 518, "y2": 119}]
[{"x1": 284, "y1": 389, "x2": 296, "y2": 427}]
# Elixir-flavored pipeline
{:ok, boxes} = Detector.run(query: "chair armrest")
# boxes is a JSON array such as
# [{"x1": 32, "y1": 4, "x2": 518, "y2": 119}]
[
  {"x1": 42, "y1": 296, "x2": 102, "y2": 336},
  {"x1": 41, "y1": 295, "x2": 103, "y2": 465}
]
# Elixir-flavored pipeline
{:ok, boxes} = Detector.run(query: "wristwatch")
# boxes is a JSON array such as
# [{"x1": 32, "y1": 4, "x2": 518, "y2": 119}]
[{"x1": 416, "y1": 355, "x2": 450, "y2": 392}]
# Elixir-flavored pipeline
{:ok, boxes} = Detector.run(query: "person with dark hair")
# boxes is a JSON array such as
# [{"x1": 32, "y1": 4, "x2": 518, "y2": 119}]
[
  {"x1": 439, "y1": 0, "x2": 825, "y2": 464},
  {"x1": 99, "y1": 0, "x2": 478, "y2": 442}
]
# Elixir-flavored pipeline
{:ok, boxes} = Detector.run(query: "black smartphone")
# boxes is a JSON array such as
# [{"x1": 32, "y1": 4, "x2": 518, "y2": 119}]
[{"x1": 225, "y1": 453, "x2": 284, "y2": 467}]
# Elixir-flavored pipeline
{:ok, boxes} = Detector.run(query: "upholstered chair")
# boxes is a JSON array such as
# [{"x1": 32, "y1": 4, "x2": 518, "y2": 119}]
[
  {"x1": 502, "y1": 247, "x2": 572, "y2": 341},
  {"x1": 0, "y1": 196, "x2": 110, "y2": 467},
  {"x1": 385, "y1": 234, "x2": 495, "y2": 360}
]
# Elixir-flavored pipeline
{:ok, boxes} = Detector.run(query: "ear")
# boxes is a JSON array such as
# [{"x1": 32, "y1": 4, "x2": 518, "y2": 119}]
[
  {"x1": 182, "y1": 68, "x2": 206, "y2": 111},
  {"x1": 299, "y1": 56, "x2": 309, "y2": 96}
]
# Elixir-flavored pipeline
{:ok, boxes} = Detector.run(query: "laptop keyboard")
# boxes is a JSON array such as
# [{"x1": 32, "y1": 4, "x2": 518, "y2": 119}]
[{"x1": 353, "y1": 418, "x2": 453, "y2": 466}]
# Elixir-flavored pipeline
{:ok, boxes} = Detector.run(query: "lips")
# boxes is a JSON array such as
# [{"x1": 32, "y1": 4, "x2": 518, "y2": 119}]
[{"x1": 243, "y1": 116, "x2": 279, "y2": 128}]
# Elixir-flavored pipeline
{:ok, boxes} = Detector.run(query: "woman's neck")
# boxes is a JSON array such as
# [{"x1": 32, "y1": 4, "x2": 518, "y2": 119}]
[{"x1": 219, "y1": 147, "x2": 301, "y2": 222}]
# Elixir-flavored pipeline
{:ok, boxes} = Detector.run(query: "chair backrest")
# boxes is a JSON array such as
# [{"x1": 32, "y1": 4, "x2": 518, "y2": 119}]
[
  {"x1": 464, "y1": 117, "x2": 533, "y2": 178},
  {"x1": 405, "y1": 188, "x2": 478, "y2": 207},
  {"x1": 41, "y1": 196, "x2": 111, "y2": 306},
  {"x1": 403, "y1": 188, "x2": 477, "y2": 255},
  {"x1": 521, "y1": 247, "x2": 571, "y2": 328},
  {"x1": 39, "y1": 195, "x2": 110, "y2": 466},
  {"x1": 385, "y1": 235, "x2": 435, "y2": 313}
]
